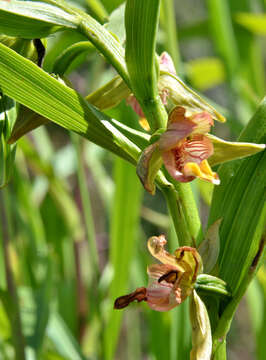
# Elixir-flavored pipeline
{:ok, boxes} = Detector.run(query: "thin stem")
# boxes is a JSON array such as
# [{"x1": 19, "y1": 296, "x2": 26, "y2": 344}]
[
  {"x1": 174, "y1": 182, "x2": 203, "y2": 244},
  {"x1": 1, "y1": 188, "x2": 25, "y2": 360},
  {"x1": 72, "y1": 134, "x2": 100, "y2": 275},
  {"x1": 161, "y1": 184, "x2": 192, "y2": 246},
  {"x1": 142, "y1": 97, "x2": 168, "y2": 132}
]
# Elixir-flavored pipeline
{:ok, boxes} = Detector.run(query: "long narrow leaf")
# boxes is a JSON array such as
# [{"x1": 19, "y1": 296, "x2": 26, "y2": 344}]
[
  {"x1": 209, "y1": 98, "x2": 266, "y2": 293},
  {"x1": 0, "y1": 43, "x2": 140, "y2": 164},
  {"x1": 104, "y1": 158, "x2": 143, "y2": 360},
  {"x1": 0, "y1": 1, "x2": 78, "y2": 38}
]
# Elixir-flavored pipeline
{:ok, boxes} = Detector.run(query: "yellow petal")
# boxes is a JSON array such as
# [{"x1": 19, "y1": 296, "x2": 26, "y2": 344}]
[
  {"x1": 139, "y1": 117, "x2": 150, "y2": 131},
  {"x1": 184, "y1": 160, "x2": 220, "y2": 185}
]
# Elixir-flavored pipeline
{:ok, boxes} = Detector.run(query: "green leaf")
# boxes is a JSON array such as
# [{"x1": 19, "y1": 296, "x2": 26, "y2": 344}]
[
  {"x1": 198, "y1": 219, "x2": 221, "y2": 274},
  {"x1": 85, "y1": 0, "x2": 108, "y2": 24},
  {"x1": 53, "y1": 41, "x2": 95, "y2": 76},
  {"x1": 100, "y1": 0, "x2": 125, "y2": 14},
  {"x1": 104, "y1": 158, "x2": 143, "y2": 360},
  {"x1": 47, "y1": 312, "x2": 86, "y2": 360},
  {"x1": 0, "y1": 0, "x2": 79, "y2": 38},
  {"x1": 0, "y1": 42, "x2": 140, "y2": 164},
  {"x1": 235, "y1": 13, "x2": 266, "y2": 36},
  {"x1": 125, "y1": 0, "x2": 168, "y2": 131},
  {"x1": 8, "y1": 105, "x2": 49, "y2": 144},
  {"x1": 209, "y1": 97, "x2": 266, "y2": 294},
  {"x1": 105, "y1": 3, "x2": 126, "y2": 43},
  {"x1": 86, "y1": 75, "x2": 131, "y2": 111}
]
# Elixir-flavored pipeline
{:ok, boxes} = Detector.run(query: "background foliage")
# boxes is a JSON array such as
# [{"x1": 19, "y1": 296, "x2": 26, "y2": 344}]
[{"x1": 0, "y1": 0, "x2": 265, "y2": 359}]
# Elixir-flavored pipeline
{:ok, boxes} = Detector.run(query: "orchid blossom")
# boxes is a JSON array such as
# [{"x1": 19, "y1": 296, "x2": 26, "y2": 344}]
[
  {"x1": 114, "y1": 235, "x2": 202, "y2": 312},
  {"x1": 159, "y1": 106, "x2": 220, "y2": 184}
]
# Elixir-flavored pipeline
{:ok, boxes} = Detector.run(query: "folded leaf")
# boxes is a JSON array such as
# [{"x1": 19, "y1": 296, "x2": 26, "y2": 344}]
[
  {"x1": 190, "y1": 290, "x2": 212, "y2": 360},
  {"x1": 0, "y1": 42, "x2": 140, "y2": 165}
]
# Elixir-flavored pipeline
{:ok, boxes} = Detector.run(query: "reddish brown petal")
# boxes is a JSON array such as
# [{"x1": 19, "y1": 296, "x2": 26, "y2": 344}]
[
  {"x1": 126, "y1": 95, "x2": 145, "y2": 117},
  {"x1": 159, "y1": 107, "x2": 195, "y2": 151},
  {"x1": 114, "y1": 287, "x2": 147, "y2": 309}
]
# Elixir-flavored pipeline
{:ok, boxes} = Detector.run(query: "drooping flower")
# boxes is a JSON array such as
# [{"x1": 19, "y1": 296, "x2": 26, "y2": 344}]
[{"x1": 114, "y1": 235, "x2": 203, "y2": 312}]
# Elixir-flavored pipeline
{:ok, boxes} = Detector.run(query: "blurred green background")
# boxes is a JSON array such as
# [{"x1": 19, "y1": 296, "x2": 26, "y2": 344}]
[{"x1": 0, "y1": 0, "x2": 265, "y2": 359}]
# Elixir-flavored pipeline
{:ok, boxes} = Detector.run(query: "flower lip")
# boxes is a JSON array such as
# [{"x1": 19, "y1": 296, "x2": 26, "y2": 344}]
[{"x1": 114, "y1": 287, "x2": 147, "y2": 309}]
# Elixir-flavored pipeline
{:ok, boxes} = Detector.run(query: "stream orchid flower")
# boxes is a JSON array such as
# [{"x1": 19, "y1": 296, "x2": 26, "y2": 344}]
[
  {"x1": 159, "y1": 106, "x2": 220, "y2": 184},
  {"x1": 114, "y1": 235, "x2": 202, "y2": 312}
]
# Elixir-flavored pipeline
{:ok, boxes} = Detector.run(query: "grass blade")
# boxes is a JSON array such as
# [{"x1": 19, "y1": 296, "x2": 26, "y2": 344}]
[
  {"x1": 0, "y1": 42, "x2": 140, "y2": 164},
  {"x1": 104, "y1": 158, "x2": 143, "y2": 359}
]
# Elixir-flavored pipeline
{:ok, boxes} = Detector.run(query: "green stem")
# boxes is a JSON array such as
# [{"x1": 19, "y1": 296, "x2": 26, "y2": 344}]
[
  {"x1": 72, "y1": 134, "x2": 100, "y2": 274},
  {"x1": 142, "y1": 97, "x2": 168, "y2": 132},
  {"x1": 160, "y1": 184, "x2": 192, "y2": 246},
  {"x1": 1, "y1": 189, "x2": 25, "y2": 360},
  {"x1": 212, "y1": 340, "x2": 227, "y2": 360},
  {"x1": 174, "y1": 182, "x2": 202, "y2": 244},
  {"x1": 161, "y1": 0, "x2": 181, "y2": 72}
]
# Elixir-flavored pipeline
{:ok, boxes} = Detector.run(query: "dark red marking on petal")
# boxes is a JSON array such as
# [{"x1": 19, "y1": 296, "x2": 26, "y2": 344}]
[
  {"x1": 158, "y1": 270, "x2": 179, "y2": 284},
  {"x1": 114, "y1": 287, "x2": 147, "y2": 309}
]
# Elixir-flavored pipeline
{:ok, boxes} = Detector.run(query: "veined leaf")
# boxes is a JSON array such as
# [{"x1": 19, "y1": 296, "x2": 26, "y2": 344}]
[
  {"x1": 52, "y1": 41, "x2": 95, "y2": 76},
  {"x1": 209, "y1": 98, "x2": 266, "y2": 293},
  {"x1": 0, "y1": 42, "x2": 140, "y2": 164},
  {"x1": 0, "y1": 0, "x2": 79, "y2": 38}
]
